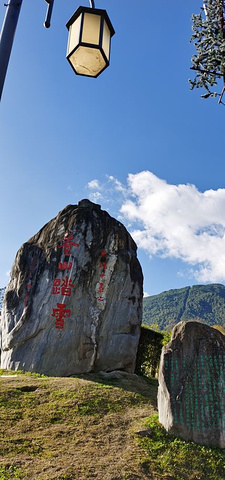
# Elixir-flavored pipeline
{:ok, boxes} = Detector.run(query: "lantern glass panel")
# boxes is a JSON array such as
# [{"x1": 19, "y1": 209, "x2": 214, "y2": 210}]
[
  {"x1": 81, "y1": 13, "x2": 101, "y2": 45},
  {"x1": 67, "y1": 14, "x2": 82, "y2": 56},
  {"x1": 102, "y1": 20, "x2": 110, "y2": 60},
  {"x1": 69, "y1": 46, "x2": 106, "y2": 76}
]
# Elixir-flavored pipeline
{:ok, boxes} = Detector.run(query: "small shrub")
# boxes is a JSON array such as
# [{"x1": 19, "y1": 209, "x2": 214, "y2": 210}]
[{"x1": 135, "y1": 325, "x2": 170, "y2": 377}]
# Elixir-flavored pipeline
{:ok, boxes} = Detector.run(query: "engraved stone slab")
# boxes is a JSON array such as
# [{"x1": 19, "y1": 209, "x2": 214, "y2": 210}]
[
  {"x1": 1, "y1": 200, "x2": 143, "y2": 376},
  {"x1": 158, "y1": 321, "x2": 225, "y2": 449}
]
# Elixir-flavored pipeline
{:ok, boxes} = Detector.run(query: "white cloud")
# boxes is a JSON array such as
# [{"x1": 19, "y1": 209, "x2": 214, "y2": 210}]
[
  {"x1": 107, "y1": 175, "x2": 127, "y2": 194},
  {"x1": 87, "y1": 179, "x2": 100, "y2": 189},
  {"x1": 120, "y1": 171, "x2": 225, "y2": 283},
  {"x1": 86, "y1": 171, "x2": 225, "y2": 283},
  {"x1": 86, "y1": 175, "x2": 127, "y2": 214},
  {"x1": 143, "y1": 291, "x2": 150, "y2": 298},
  {"x1": 88, "y1": 191, "x2": 103, "y2": 203}
]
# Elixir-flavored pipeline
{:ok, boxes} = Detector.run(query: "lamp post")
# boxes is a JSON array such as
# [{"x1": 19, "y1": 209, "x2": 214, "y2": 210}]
[
  {"x1": 0, "y1": 0, "x2": 23, "y2": 100},
  {"x1": 0, "y1": 0, "x2": 114, "y2": 100}
]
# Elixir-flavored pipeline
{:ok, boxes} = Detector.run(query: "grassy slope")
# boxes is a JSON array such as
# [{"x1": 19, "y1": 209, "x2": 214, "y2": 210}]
[{"x1": 0, "y1": 370, "x2": 225, "y2": 480}]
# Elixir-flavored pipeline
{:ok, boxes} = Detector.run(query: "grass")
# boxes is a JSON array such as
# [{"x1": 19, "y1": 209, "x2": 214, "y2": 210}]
[
  {"x1": 0, "y1": 370, "x2": 225, "y2": 479},
  {"x1": 138, "y1": 415, "x2": 225, "y2": 480}
]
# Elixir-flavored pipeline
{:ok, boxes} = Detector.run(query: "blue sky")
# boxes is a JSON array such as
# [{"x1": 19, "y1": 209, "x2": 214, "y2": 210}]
[{"x1": 1, "y1": 0, "x2": 225, "y2": 296}]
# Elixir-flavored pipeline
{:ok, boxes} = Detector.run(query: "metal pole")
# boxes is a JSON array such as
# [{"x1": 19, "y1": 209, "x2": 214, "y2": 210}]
[
  {"x1": 89, "y1": 1, "x2": 95, "y2": 8},
  {"x1": 0, "y1": 0, "x2": 23, "y2": 100},
  {"x1": 44, "y1": 0, "x2": 55, "y2": 28}
]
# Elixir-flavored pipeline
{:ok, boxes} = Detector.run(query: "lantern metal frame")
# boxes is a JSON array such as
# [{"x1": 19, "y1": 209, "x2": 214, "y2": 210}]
[
  {"x1": 44, "y1": 1, "x2": 97, "y2": 28},
  {"x1": 66, "y1": 6, "x2": 115, "y2": 78},
  {"x1": 0, "y1": 0, "x2": 114, "y2": 100}
]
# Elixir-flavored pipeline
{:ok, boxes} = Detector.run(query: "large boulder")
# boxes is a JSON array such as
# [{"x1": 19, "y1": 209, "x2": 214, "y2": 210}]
[
  {"x1": 1, "y1": 200, "x2": 143, "y2": 376},
  {"x1": 158, "y1": 321, "x2": 225, "y2": 449}
]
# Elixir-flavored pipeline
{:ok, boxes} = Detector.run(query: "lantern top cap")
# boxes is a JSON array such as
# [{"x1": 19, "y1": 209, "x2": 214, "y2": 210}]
[{"x1": 66, "y1": 6, "x2": 115, "y2": 36}]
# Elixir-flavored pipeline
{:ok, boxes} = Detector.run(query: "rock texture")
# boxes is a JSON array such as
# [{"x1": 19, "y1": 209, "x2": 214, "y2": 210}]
[
  {"x1": 158, "y1": 321, "x2": 225, "y2": 449},
  {"x1": 0, "y1": 288, "x2": 5, "y2": 312},
  {"x1": 1, "y1": 200, "x2": 143, "y2": 376}
]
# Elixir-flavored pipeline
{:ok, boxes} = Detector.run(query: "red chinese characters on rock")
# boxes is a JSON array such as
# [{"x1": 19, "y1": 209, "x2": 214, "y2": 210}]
[
  {"x1": 58, "y1": 262, "x2": 72, "y2": 271},
  {"x1": 51, "y1": 232, "x2": 79, "y2": 329},
  {"x1": 99, "y1": 249, "x2": 107, "y2": 271},
  {"x1": 24, "y1": 295, "x2": 29, "y2": 308},
  {"x1": 58, "y1": 233, "x2": 79, "y2": 255},
  {"x1": 97, "y1": 250, "x2": 108, "y2": 302},
  {"x1": 52, "y1": 303, "x2": 71, "y2": 330},
  {"x1": 52, "y1": 276, "x2": 75, "y2": 297}
]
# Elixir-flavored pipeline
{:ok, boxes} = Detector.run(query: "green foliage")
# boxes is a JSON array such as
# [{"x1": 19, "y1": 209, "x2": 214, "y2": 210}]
[
  {"x1": 0, "y1": 369, "x2": 47, "y2": 380},
  {"x1": 182, "y1": 284, "x2": 225, "y2": 324},
  {"x1": 189, "y1": 0, "x2": 225, "y2": 103},
  {"x1": 0, "y1": 466, "x2": 24, "y2": 480},
  {"x1": 143, "y1": 283, "x2": 225, "y2": 331},
  {"x1": 137, "y1": 415, "x2": 225, "y2": 479},
  {"x1": 143, "y1": 286, "x2": 190, "y2": 331},
  {"x1": 135, "y1": 325, "x2": 169, "y2": 377},
  {"x1": 161, "y1": 329, "x2": 171, "y2": 345}
]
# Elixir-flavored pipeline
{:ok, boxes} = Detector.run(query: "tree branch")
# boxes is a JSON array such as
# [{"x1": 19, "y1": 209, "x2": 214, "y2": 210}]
[
  {"x1": 218, "y1": 84, "x2": 225, "y2": 103},
  {"x1": 190, "y1": 66, "x2": 223, "y2": 77}
]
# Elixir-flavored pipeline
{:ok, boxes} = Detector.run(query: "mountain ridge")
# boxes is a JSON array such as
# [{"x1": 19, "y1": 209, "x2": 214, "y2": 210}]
[{"x1": 143, "y1": 283, "x2": 225, "y2": 330}]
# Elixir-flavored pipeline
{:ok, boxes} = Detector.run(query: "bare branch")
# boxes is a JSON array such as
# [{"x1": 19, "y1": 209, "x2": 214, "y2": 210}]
[{"x1": 218, "y1": 84, "x2": 225, "y2": 103}]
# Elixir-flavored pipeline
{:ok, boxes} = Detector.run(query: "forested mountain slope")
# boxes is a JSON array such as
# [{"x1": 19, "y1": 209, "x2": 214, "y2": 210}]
[{"x1": 143, "y1": 284, "x2": 225, "y2": 330}]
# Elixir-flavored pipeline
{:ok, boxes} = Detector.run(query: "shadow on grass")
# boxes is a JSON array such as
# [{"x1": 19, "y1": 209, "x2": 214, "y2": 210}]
[{"x1": 71, "y1": 372, "x2": 158, "y2": 407}]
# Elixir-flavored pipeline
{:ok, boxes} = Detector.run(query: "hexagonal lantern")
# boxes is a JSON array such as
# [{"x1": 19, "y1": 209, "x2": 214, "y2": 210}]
[{"x1": 66, "y1": 6, "x2": 115, "y2": 78}]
